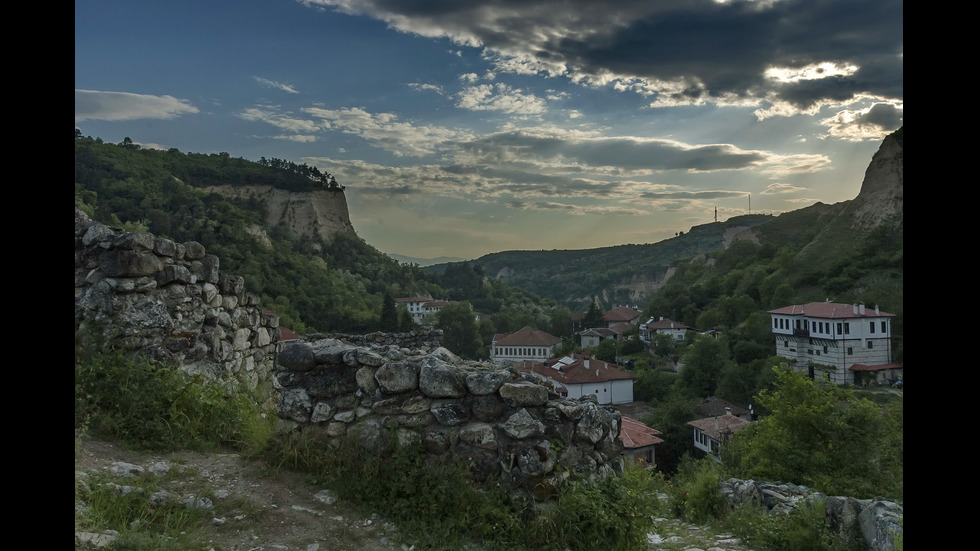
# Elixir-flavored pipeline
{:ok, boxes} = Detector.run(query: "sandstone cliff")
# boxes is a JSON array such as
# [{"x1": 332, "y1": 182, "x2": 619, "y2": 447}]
[{"x1": 204, "y1": 185, "x2": 355, "y2": 243}]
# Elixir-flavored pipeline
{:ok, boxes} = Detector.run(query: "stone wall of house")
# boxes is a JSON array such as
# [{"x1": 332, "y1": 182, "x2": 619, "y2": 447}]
[
  {"x1": 74, "y1": 209, "x2": 281, "y2": 401},
  {"x1": 274, "y1": 337, "x2": 625, "y2": 498}
]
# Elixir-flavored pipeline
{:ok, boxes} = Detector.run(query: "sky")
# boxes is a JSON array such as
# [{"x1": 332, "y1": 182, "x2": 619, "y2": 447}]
[{"x1": 75, "y1": 0, "x2": 903, "y2": 262}]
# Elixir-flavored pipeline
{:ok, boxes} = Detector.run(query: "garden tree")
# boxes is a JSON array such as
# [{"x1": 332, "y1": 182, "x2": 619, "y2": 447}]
[
  {"x1": 379, "y1": 291, "x2": 398, "y2": 331},
  {"x1": 652, "y1": 332, "x2": 678, "y2": 361},
  {"x1": 396, "y1": 305, "x2": 416, "y2": 332},
  {"x1": 583, "y1": 299, "x2": 604, "y2": 329},
  {"x1": 548, "y1": 306, "x2": 574, "y2": 338},
  {"x1": 714, "y1": 356, "x2": 781, "y2": 409},
  {"x1": 592, "y1": 338, "x2": 618, "y2": 362},
  {"x1": 677, "y1": 334, "x2": 732, "y2": 398},
  {"x1": 435, "y1": 301, "x2": 483, "y2": 359},
  {"x1": 642, "y1": 393, "x2": 700, "y2": 475},
  {"x1": 722, "y1": 368, "x2": 903, "y2": 500},
  {"x1": 631, "y1": 366, "x2": 679, "y2": 405}
]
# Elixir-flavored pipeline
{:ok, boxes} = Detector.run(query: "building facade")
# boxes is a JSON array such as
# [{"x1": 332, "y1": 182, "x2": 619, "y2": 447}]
[
  {"x1": 768, "y1": 301, "x2": 901, "y2": 386},
  {"x1": 490, "y1": 326, "x2": 562, "y2": 363},
  {"x1": 520, "y1": 354, "x2": 635, "y2": 405}
]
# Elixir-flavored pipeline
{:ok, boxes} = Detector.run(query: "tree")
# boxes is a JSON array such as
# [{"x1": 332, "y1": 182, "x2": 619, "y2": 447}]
[
  {"x1": 678, "y1": 334, "x2": 732, "y2": 398},
  {"x1": 379, "y1": 292, "x2": 398, "y2": 331},
  {"x1": 722, "y1": 368, "x2": 903, "y2": 500},
  {"x1": 435, "y1": 302, "x2": 482, "y2": 359},
  {"x1": 583, "y1": 299, "x2": 604, "y2": 329}
]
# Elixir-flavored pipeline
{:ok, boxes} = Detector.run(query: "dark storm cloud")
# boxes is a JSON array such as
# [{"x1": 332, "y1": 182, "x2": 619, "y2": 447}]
[
  {"x1": 309, "y1": 0, "x2": 902, "y2": 108},
  {"x1": 855, "y1": 103, "x2": 903, "y2": 130}
]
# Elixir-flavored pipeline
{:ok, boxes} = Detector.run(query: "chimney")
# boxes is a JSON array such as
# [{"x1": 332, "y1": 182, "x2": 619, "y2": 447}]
[
  {"x1": 584, "y1": 359, "x2": 590, "y2": 369},
  {"x1": 875, "y1": 304, "x2": 880, "y2": 315},
  {"x1": 725, "y1": 407, "x2": 732, "y2": 416},
  {"x1": 859, "y1": 304, "x2": 865, "y2": 315},
  {"x1": 852, "y1": 304, "x2": 858, "y2": 315}
]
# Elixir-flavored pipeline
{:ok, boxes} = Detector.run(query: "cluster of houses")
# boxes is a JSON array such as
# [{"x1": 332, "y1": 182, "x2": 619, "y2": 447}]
[{"x1": 397, "y1": 296, "x2": 902, "y2": 467}]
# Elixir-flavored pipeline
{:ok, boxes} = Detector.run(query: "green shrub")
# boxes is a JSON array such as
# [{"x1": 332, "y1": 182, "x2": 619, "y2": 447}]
[
  {"x1": 724, "y1": 498, "x2": 862, "y2": 551},
  {"x1": 74, "y1": 340, "x2": 273, "y2": 453},
  {"x1": 667, "y1": 456, "x2": 728, "y2": 524},
  {"x1": 264, "y1": 430, "x2": 665, "y2": 551}
]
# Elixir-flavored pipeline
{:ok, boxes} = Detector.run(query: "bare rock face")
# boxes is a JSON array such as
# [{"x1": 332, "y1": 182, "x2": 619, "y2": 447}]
[
  {"x1": 204, "y1": 185, "x2": 355, "y2": 243},
  {"x1": 847, "y1": 128, "x2": 904, "y2": 229}
]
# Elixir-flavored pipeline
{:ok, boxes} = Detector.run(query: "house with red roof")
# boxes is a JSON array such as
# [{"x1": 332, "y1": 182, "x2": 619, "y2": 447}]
[
  {"x1": 639, "y1": 317, "x2": 691, "y2": 343},
  {"x1": 603, "y1": 306, "x2": 643, "y2": 328},
  {"x1": 686, "y1": 410, "x2": 751, "y2": 462},
  {"x1": 619, "y1": 416, "x2": 664, "y2": 469},
  {"x1": 768, "y1": 301, "x2": 902, "y2": 386},
  {"x1": 490, "y1": 326, "x2": 563, "y2": 363},
  {"x1": 518, "y1": 353, "x2": 635, "y2": 405}
]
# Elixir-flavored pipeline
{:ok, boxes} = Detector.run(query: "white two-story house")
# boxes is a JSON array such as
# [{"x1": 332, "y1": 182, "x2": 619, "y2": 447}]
[
  {"x1": 768, "y1": 301, "x2": 901, "y2": 386},
  {"x1": 490, "y1": 326, "x2": 562, "y2": 363},
  {"x1": 395, "y1": 296, "x2": 447, "y2": 325},
  {"x1": 519, "y1": 353, "x2": 635, "y2": 405}
]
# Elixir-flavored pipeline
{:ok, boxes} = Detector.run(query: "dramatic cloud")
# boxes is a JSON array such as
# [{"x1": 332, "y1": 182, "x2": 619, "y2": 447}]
[
  {"x1": 301, "y1": 0, "x2": 902, "y2": 114},
  {"x1": 75, "y1": 90, "x2": 199, "y2": 123}
]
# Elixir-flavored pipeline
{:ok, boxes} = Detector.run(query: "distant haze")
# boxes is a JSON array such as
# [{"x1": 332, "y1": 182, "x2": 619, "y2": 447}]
[{"x1": 387, "y1": 253, "x2": 468, "y2": 267}]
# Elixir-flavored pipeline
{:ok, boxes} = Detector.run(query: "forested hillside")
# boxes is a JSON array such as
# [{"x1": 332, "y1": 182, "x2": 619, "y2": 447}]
[{"x1": 74, "y1": 132, "x2": 557, "y2": 349}]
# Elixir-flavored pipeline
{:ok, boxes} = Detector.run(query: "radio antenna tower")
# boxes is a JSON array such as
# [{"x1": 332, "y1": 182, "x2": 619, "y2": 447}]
[
  {"x1": 714, "y1": 207, "x2": 717, "y2": 222},
  {"x1": 748, "y1": 193, "x2": 751, "y2": 213}
]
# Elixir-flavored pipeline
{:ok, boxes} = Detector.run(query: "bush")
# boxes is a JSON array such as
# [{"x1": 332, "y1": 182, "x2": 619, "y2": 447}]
[
  {"x1": 724, "y1": 498, "x2": 862, "y2": 551},
  {"x1": 667, "y1": 457, "x2": 728, "y2": 524},
  {"x1": 264, "y1": 430, "x2": 666, "y2": 551},
  {"x1": 75, "y1": 339, "x2": 273, "y2": 453}
]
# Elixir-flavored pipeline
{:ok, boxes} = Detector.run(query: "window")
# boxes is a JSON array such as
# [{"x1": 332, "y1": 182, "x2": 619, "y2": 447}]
[
  {"x1": 869, "y1": 322, "x2": 875, "y2": 334},
  {"x1": 784, "y1": 340, "x2": 789, "y2": 347},
  {"x1": 807, "y1": 349, "x2": 813, "y2": 355},
  {"x1": 868, "y1": 341, "x2": 874, "y2": 349},
  {"x1": 881, "y1": 321, "x2": 887, "y2": 333},
  {"x1": 823, "y1": 346, "x2": 828, "y2": 353},
  {"x1": 847, "y1": 347, "x2": 853, "y2": 355},
  {"x1": 837, "y1": 322, "x2": 842, "y2": 334},
  {"x1": 844, "y1": 322, "x2": 850, "y2": 334}
]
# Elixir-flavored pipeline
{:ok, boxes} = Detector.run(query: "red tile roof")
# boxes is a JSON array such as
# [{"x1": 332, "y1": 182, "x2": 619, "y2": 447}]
[
  {"x1": 687, "y1": 413, "x2": 750, "y2": 441},
  {"x1": 849, "y1": 363, "x2": 903, "y2": 371},
  {"x1": 619, "y1": 416, "x2": 664, "y2": 449},
  {"x1": 493, "y1": 326, "x2": 562, "y2": 347},
  {"x1": 523, "y1": 354, "x2": 635, "y2": 385},
  {"x1": 768, "y1": 301, "x2": 894, "y2": 319},
  {"x1": 644, "y1": 317, "x2": 690, "y2": 330},
  {"x1": 603, "y1": 306, "x2": 642, "y2": 322},
  {"x1": 395, "y1": 296, "x2": 433, "y2": 303}
]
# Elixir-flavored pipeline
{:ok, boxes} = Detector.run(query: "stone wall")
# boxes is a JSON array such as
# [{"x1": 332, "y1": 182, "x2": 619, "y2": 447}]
[
  {"x1": 274, "y1": 336, "x2": 626, "y2": 498},
  {"x1": 721, "y1": 479, "x2": 903, "y2": 551},
  {"x1": 74, "y1": 209, "x2": 280, "y2": 400}
]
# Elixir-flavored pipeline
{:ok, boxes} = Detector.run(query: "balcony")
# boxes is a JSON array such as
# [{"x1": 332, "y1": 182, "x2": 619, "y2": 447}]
[{"x1": 793, "y1": 328, "x2": 810, "y2": 338}]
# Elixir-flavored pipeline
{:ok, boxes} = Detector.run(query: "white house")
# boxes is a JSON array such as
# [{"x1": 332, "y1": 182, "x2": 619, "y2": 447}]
[
  {"x1": 768, "y1": 301, "x2": 901, "y2": 386},
  {"x1": 686, "y1": 410, "x2": 751, "y2": 462},
  {"x1": 520, "y1": 354, "x2": 635, "y2": 405},
  {"x1": 395, "y1": 296, "x2": 448, "y2": 325},
  {"x1": 639, "y1": 317, "x2": 691, "y2": 343},
  {"x1": 490, "y1": 326, "x2": 562, "y2": 363}
]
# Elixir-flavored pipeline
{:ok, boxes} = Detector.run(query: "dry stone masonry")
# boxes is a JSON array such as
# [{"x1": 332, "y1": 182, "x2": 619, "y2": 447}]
[
  {"x1": 74, "y1": 209, "x2": 280, "y2": 399},
  {"x1": 274, "y1": 336, "x2": 626, "y2": 498}
]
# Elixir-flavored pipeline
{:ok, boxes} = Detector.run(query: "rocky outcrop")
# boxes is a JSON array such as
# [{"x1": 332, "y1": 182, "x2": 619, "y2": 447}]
[
  {"x1": 274, "y1": 337, "x2": 625, "y2": 499},
  {"x1": 204, "y1": 185, "x2": 354, "y2": 243},
  {"x1": 722, "y1": 478, "x2": 903, "y2": 551},
  {"x1": 74, "y1": 209, "x2": 280, "y2": 399},
  {"x1": 845, "y1": 127, "x2": 903, "y2": 229}
]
